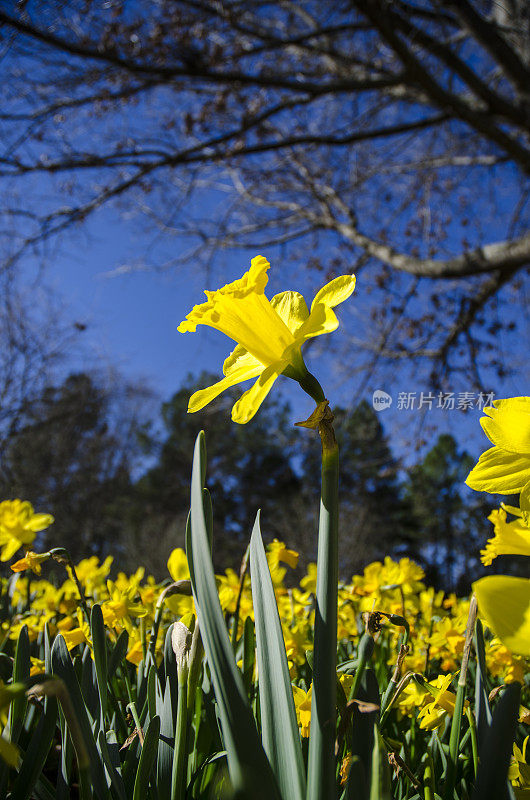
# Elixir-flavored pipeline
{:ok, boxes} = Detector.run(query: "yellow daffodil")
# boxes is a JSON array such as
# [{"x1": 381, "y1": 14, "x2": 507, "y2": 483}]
[
  {"x1": 61, "y1": 610, "x2": 92, "y2": 651},
  {"x1": 167, "y1": 548, "x2": 190, "y2": 582},
  {"x1": 509, "y1": 736, "x2": 530, "y2": 795},
  {"x1": 101, "y1": 580, "x2": 148, "y2": 629},
  {"x1": 0, "y1": 500, "x2": 53, "y2": 562},
  {"x1": 481, "y1": 506, "x2": 530, "y2": 565},
  {"x1": 177, "y1": 255, "x2": 356, "y2": 423},
  {"x1": 292, "y1": 684, "x2": 312, "y2": 737},
  {"x1": 10, "y1": 551, "x2": 50, "y2": 576},
  {"x1": 466, "y1": 398, "x2": 530, "y2": 519},
  {"x1": 417, "y1": 673, "x2": 467, "y2": 731},
  {"x1": 473, "y1": 575, "x2": 530, "y2": 656}
]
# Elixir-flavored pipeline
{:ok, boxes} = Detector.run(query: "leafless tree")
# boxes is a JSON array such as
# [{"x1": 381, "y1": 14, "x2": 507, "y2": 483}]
[{"x1": 0, "y1": 0, "x2": 529, "y2": 387}]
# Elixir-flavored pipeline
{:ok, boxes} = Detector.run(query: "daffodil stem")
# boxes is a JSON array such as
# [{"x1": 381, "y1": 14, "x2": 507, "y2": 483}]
[
  {"x1": 307, "y1": 427, "x2": 339, "y2": 800},
  {"x1": 171, "y1": 667, "x2": 189, "y2": 800},
  {"x1": 466, "y1": 707, "x2": 479, "y2": 778},
  {"x1": 297, "y1": 371, "x2": 326, "y2": 405},
  {"x1": 423, "y1": 752, "x2": 435, "y2": 800},
  {"x1": 231, "y1": 545, "x2": 249, "y2": 648},
  {"x1": 443, "y1": 596, "x2": 477, "y2": 800}
]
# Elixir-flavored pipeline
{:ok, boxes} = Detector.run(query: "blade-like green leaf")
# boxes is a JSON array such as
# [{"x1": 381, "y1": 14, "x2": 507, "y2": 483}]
[
  {"x1": 108, "y1": 630, "x2": 129, "y2": 681},
  {"x1": 10, "y1": 624, "x2": 30, "y2": 743},
  {"x1": 369, "y1": 725, "x2": 392, "y2": 800},
  {"x1": 250, "y1": 511, "x2": 306, "y2": 800},
  {"x1": 471, "y1": 682, "x2": 520, "y2": 800},
  {"x1": 474, "y1": 618, "x2": 492, "y2": 744},
  {"x1": 156, "y1": 677, "x2": 175, "y2": 800},
  {"x1": 51, "y1": 635, "x2": 109, "y2": 800},
  {"x1": 11, "y1": 697, "x2": 58, "y2": 800},
  {"x1": 90, "y1": 604, "x2": 108, "y2": 725},
  {"x1": 133, "y1": 714, "x2": 160, "y2": 800},
  {"x1": 187, "y1": 431, "x2": 280, "y2": 799},
  {"x1": 241, "y1": 616, "x2": 255, "y2": 698},
  {"x1": 98, "y1": 730, "x2": 127, "y2": 800}
]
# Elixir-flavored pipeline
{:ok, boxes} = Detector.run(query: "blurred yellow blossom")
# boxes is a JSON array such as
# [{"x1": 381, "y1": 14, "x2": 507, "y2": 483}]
[
  {"x1": 0, "y1": 500, "x2": 53, "y2": 562},
  {"x1": 11, "y1": 551, "x2": 50, "y2": 576},
  {"x1": 292, "y1": 684, "x2": 312, "y2": 737}
]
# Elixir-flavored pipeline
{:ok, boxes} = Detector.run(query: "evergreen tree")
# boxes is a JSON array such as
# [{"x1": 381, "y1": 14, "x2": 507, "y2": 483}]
[
  {"x1": 404, "y1": 433, "x2": 492, "y2": 592},
  {"x1": 298, "y1": 400, "x2": 414, "y2": 577},
  {"x1": 130, "y1": 373, "x2": 301, "y2": 574},
  {"x1": 0, "y1": 373, "x2": 142, "y2": 561}
]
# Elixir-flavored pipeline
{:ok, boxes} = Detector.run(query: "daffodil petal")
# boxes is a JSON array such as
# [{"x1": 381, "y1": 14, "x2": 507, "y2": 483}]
[
  {"x1": 473, "y1": 575, "x2": 530, "y2": 656},
  {"x1": 231, "y1": 364, "x2": 281, "y2": 424},
  {"x1": 520, "y1": 479, "x2": 530, "y2": 526},
  {"x1": 1, "y1": 538, "x2": 23, "y2": 562},
  {"x1": 310, "y1": 275, "x2": 356, "y2": 310},
  {"x1": 25, "y1": 513, "x2": 54, "y2": 532},
  {"x1": 481, "y1": 399, "x2": 530, "y2": 454},
  {"x1": 222, "y1": 344, "x2": 262, "y2": 377},
  {"x1": 466, "y1": 446, "x2": 530, "y2": 494},
  {"x1": 167, "y1": 548, "x2": 190, "y2": 582},
  {"x1": 296, "y1": 304, "x2": 339, "y2": 340},
  {"x1": 188, "y1": 362, "x2": 263, "y2": 413},
  {"x1": 270, "y1": 291, "x2": 309, "y2": 335}
]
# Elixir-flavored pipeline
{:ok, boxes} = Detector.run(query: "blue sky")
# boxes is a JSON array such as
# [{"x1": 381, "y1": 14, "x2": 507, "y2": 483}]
[{"x1": 35, "y1": 200, "x2": 528, "y2": 475}]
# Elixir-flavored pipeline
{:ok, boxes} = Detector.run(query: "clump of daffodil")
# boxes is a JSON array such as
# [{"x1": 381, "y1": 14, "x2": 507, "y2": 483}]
[
  {"x1": 177, "y1": 255, "x2": 356, "y2": 423},
  {"x1": 466, "y1": 397, "x2": 530, "y2": 520},
  {"x1": 0, "y1": 500, "x2": 53, "y2": 562}
]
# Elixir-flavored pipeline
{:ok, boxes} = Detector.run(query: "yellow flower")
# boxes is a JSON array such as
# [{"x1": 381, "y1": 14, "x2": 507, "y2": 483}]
[
  {"x1": 0, "y1": 500, "x2": 53, "y2": 561},
  {"x1": 292, "y1": 684, "x2": 312, "y2": 737},
  {"x1": 101, "y1": 580, "x2": 148, "y2": 629},
  {"x1": 510, "y1": 736, "x2": 530, "y2": 793},
  {"x1": 473, "y1": 575, "x2": 530, "y2": 656},
  {"x1": 177, "y1": 255, "x2": 356, "y2": 423},
  {"x1": 417, "y1": 674, "x2": 467, "y2": 731},
  {"x1": 466, "y1": 398, "x2": 530, "y2": 518},
  {"x1": 10, "y1": 551, "x2": 50, "y2": 576},
  {"x1": 61, "y1": 610, "x2": 92, "y2": 651},
  {"x1": 481, "y1": 506, "x2": 530, "y2": 565}
]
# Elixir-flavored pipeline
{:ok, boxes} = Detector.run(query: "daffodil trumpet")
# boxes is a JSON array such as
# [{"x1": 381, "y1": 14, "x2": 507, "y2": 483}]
[{"x1": 178, "y1": 255, "x2": 355, "y2": 423}]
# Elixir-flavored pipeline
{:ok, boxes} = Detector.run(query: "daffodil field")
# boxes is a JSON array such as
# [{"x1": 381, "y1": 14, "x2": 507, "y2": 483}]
[{"x1": 0, "y1": 258, "x2": 528, "y2": 800}]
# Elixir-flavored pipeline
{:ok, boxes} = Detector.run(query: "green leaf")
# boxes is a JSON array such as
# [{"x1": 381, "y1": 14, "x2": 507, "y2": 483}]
[
  {"x1": 90, "y1": 604, "x2": 108, "y2": 725},
  {"x1": 471, "y1": 682, "x2": 520, "y2": 800},
  {"x1": 98, "y1": 730, "x2": 127, "y2": 800},
  {"x1": 250, "y1": 511, "x2": 306, "y2": 800},
  {"x1": 306, "y1": 441, "x2": 340, "y2": 800},
  {"x1": 188, "y1": 431, "x2": 280, "y2": 799},
  {"x1": 133, "y1": 714, "x2": 160, "y2": 800},
  {"x1": 108, "y1": 630, "x2": 129, "y2": 681},
  {"x1": 51, "y1": 635, "x2": 109, "y2": 800},
  {"x1": 369, "y1": 725, "x2": 392, "y2": 800},
  {"x1": 11, "y1": 697, "x2": 58, "y2": 800},
  {"x1": 156, "y1": 678, "x2": 175, "y2": 800},
  {"x1": 474, "y1": 618, "x2": 492, "y2": 744},
  {"x1": 10, "y1": 624, "x2": 30, "y2": 743},
  {"x1": 241, "y1": 616, "x2": 255, "y2": 698}
]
